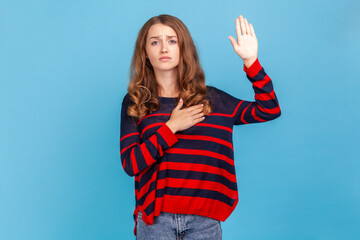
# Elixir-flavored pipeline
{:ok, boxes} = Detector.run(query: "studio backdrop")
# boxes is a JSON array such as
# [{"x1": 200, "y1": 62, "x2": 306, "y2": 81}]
[{"x1": 1, "y1": 0, "x2": 359, "y2": 239}]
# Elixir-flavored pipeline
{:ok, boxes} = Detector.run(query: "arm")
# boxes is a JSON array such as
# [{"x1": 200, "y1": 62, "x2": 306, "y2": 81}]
[
  {"x1": 226, "y1": 15, "x2": 281, "y2": 124},
  {"x1": 119, "y1": 94, "x2": 178, "y2": 176},
  {"x1": 212, "y1": 58, "x2": 281, "y2": 125},
  {"x1": 234, "y1": 58, "x2": 281, "y2": 124}
]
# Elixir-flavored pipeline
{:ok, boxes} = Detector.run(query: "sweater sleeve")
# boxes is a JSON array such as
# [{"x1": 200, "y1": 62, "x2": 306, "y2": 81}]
[
  {"x1": 119, "y1": 94, "x2": 178, "y2": 177},
  {"x1": 215, "y1": 58, "x2": 281, "y2": 125}
]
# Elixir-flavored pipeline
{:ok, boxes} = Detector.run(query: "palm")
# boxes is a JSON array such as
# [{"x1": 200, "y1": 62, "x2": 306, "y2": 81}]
[{"x1": 228, "y1": 15, "x2": 258, "y2": 61}]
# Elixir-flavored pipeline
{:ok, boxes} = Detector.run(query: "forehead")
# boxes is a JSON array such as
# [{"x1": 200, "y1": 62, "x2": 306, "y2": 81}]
[{"x1": 147, "y1": 23, "x2": 177, "y2": 39}]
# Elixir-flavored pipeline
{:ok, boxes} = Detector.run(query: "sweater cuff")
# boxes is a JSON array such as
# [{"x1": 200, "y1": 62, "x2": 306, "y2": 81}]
[
  {"x1": 243, "y1": 58, "x2": 262, "y2": 78},
  {"x1": 157, "y1": 123, "x2": 178, "y2": 147}
]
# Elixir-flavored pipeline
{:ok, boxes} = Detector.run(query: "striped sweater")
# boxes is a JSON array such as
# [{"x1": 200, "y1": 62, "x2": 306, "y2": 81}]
[{"x1": 119, "y1": 58, "x2": 281, "y2": 236}]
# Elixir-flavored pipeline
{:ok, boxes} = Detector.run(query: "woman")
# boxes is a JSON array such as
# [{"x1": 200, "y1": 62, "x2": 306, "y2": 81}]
[{"x1": 120, "y1": 14, "x2": 281, "y2": 239}]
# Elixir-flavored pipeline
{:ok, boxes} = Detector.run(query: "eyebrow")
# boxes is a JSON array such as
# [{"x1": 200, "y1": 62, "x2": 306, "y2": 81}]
[{"x1": 149, "y1": 35, "x2": 177, "y2": 39}]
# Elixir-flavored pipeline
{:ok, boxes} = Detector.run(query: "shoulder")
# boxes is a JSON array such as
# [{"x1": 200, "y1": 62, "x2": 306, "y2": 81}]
[
  {"x1": 121, "y1": 93, "x2": 138, "y2": 122},
  {"x1": 121, "y1": 93, "x2": 135, "y2": 116},
  {"x1": 206, "y1": 85, "x2": 231, "y2": 99},
  {"x1": 206, "y1": 85, "x2": 219, "y2": 97},
  {"x1": 206, "y1": 85, "x2": 242, "y2": 107},
  {"x1": 121, "y1": 93, "x2": 134, "y2": 107}
]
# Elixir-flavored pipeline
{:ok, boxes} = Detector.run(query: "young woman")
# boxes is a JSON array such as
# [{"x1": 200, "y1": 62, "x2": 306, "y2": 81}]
[{"x1": 120, "y1": 14, "x2": 281, "y2": 239}]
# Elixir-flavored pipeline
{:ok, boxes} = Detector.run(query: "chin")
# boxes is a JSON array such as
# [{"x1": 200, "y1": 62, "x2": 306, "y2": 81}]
[{"x1": 154, "y1": 65, "x2": 179, "y2": 71}]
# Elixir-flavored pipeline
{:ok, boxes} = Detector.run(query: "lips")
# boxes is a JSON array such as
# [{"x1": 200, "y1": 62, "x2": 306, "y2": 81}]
[{"x1": 160, "y1": 56, "x2": 171, "y2": 60}]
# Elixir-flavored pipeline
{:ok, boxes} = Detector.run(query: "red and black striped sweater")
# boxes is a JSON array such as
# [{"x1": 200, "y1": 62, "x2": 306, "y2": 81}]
[{"x1": 119, "y1": 58, "x2": 281, "y2": 236}]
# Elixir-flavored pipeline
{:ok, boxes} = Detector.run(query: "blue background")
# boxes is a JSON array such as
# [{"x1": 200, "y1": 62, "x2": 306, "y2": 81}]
[{"x1": 1, "y1": 0, "x2": 359, "y2": 239}]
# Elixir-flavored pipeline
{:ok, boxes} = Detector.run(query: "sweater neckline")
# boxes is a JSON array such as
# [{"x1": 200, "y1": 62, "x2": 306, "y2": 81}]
[
  {"x1": 159, "y1": 96, "x2": 178, "y2": 99},
  {"x1": 158, "y1": 96, "x2": 178, "y2": 103}
]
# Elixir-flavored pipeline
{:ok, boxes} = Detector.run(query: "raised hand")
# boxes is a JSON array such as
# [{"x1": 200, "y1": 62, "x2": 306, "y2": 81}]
[{"x1": 228, "y1": 15, "x2": 258, "y2": 67}]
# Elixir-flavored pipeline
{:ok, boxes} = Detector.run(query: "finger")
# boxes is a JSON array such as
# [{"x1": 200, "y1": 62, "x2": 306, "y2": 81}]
[
  {"x1": 244, "y1": 17, "x2": 250, "y2": 35},
  {"x1": 188, "y1": 108, "x2": 203, "y2": 116},
  {"x1": 190, "y1": 107, "x2": 204, "y2": 115},
  {"x1": 239, "y1": 15, "x2": 246, "y2": 36},
  {"x1": 187, "y1": 104, "x2": 203, "y2": 112},
  {"x1": 195, "y1": 115, "x2": 206, "y2": 123},
  {"x1": 193, "y1": 111, "x2": 205, "y2": 119},
  {"x1": 175, "y1": 98, "x2": 183, "y2": 110},
  {"x1": 250, "y1": 23, "x2": 256, "y2": 37},
  {"x1": 228, "y1": 35, "x2": 237, "y2": 48},
  {"x1": 235, "y1": 17, "x2": 241, "y2": 42}
]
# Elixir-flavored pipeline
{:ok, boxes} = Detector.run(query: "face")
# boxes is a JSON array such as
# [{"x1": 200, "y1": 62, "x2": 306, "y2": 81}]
[{"x1": 145, "y1": 23, "x2": 180, "y2": 72}]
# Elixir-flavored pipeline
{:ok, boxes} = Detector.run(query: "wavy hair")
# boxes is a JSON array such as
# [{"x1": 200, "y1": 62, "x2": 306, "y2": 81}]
[{"x1": 127, "y1": 14, "x2": 212, "y2": 119}]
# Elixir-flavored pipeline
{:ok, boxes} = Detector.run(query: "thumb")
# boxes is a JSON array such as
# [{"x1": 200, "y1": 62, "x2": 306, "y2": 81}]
[
  {"x1": 228, "y1": 36, "x2": 237, "y2": 49},
  {"x1": 175, "y1": 98, "x2": 183, "y2": 110}
]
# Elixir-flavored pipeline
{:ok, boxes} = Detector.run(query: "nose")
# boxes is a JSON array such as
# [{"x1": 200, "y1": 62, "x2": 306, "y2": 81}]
[
  {"x1": 161, "y1": 46, "x2": 168, "y2": 53},
  {"x1": 161, "y1": 38, "x2": 168, "y2": 53}
]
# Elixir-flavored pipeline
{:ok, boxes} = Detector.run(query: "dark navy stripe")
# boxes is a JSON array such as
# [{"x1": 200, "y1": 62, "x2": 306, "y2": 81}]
[
  {"x1": 156, "y1": 187, "x2": 236, "y2": 206},
  {"x1": 247, "y1": 68, "x2": 266, "y2": 82},
  {"x1": 171, "y1": 140, "x2": 234, "y2": 158},
  {"x1": 252, "y1": 79, "x2": 273, "y2": 93},
  {"x1": 254, "y1": 107, "x2": 280, "y2": 120},
  {"x1": 163, "y1": 154, "x2": 235, "y2": 175},
  {"x1": 157, "y1": 169, "x2": 237, "y2": 191},
  {"x1": 137, "y1": 180, "x2": 157, "y2": 206},
  {"x1": 139, "y1": 164, "x2": 157, "y2": 187},
  {"x1": 255, "y1": 99, "x2": 279, "y2": 109},
  {"x1": 144, "y1": 200, "x2": 155, "y2": 216}
]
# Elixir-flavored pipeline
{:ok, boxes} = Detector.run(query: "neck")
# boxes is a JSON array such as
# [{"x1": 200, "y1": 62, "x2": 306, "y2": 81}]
[{"x1": 154, "y1": 68, "x2": 179, "y2": 97}]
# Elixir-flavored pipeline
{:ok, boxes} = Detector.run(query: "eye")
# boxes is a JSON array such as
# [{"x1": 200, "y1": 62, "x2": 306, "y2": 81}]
[
  {"x1": 170, "y1": 40, "x2": 177, "y2": 44},
  {"x1": 151, "y1": 41, "x2": 158, "y2": 45}
]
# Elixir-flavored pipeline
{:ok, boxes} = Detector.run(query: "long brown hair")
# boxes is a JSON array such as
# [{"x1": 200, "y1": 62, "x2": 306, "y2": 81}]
[{"x1": 127, "y1": 14, "x2": 212, "y2": 119}]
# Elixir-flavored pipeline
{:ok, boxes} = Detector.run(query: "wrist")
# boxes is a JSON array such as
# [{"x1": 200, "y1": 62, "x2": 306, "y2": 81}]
[
  {"x1": 243, "y1": 57, "x2": 257, "y2": 68},
  {"x1": 165, "y1": 121, "x2": 177, "y2": 134}
]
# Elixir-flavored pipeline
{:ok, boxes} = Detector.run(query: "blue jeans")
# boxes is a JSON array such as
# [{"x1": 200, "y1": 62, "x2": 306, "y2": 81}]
[{"x1": 136, "y1": 211, "x2": 222, "y2": 240}]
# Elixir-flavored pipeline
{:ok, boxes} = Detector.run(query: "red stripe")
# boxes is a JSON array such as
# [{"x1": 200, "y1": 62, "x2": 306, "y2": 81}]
[
  {"x1": 141, "y1": 122, "x2": 163, "y2": 138},
  {"x1": 166, "y1": 148, "x2": 234, "y2": 166},
  {"x1": 161, "y1": 178, "x2": 237, "y2": 198},
  {"x1": 121, "y1": 142, "x2": 137, "y2": 154},
  {"x1": 161, "y1": 195, "x2": 238, "y2": 221},
  {"x1": 240, "y1": 104, "x2": 251, "y2": 124},
  {"x1": 154, "y1": 195, "x2": 164, "y2": 217},
  {"x1": 255, "y1": 90, "x2": 276, "y2": 101},
  {"x1": 175, "y1": 134, "x2": 233, "y2": 151},
  {"x1": 243, "y1": 58, "x2": 261, "y2": 78},
  {"x1": 158, "y1": 161, "x2": 236, "y2": 182},
  {"x1": 209, "y1": 112, "x2": 233, "y2": 117},
  {"x1": 195, "y1": 123, "x2": 233, "y2": 133},
  {"x1": 136, "y1": 108, "x2": 244, "y2": 122},
  {"x1": 137, "y1": 169, "x2": 158, "y2": 200},
  {"x1": 140, "y1": 143, "x2": 156, "y2": 166},
  {"x1": 157, "y1": 124, "x2": 178, "y2": 147},
  {"x1": 257, "y1": 104, "x2": 281, "y2": 114},
  {"x1": 120, "y1": 132, "x2": 139, "y2": 142},
  {"x1": 137, "y1": 170, "x2": 143, "y2": 180},
  {"x1": 134, "y1": 175, "x2": 139, "y2": 195},
  {"x1": 211, "y1": 101, "x2": 245, "y2": 118},
  {"x1": 137, "y1": 190, "x2": 157, "y2": 225},
  {"x1": 135, "y1": 174, "x2": 139, "y2": 186},
  {"x1": 137, "y1": 113, "x2": 171, "y2": 125},
  {"x1": 252, "y1": 75, "x2": 271, "y2": 89},
  {"x1": 142, "y1": 189, "x2": 156, "y2": 218},
  {"x1": 251, "y1": 107, "x2": 266, "y2": 122},
  {"x1": 130, "y1": 148, "x2": 139, "y2": 174},
  {"x1": 149, "y1": 134, "x2": 163, "y2": 157},
  {"x1": 122, "y1": 157, "x2": 126, "y2": 170},
  {"x1": 233, "y1": 100, "x2": 245, "y2": 118}
]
